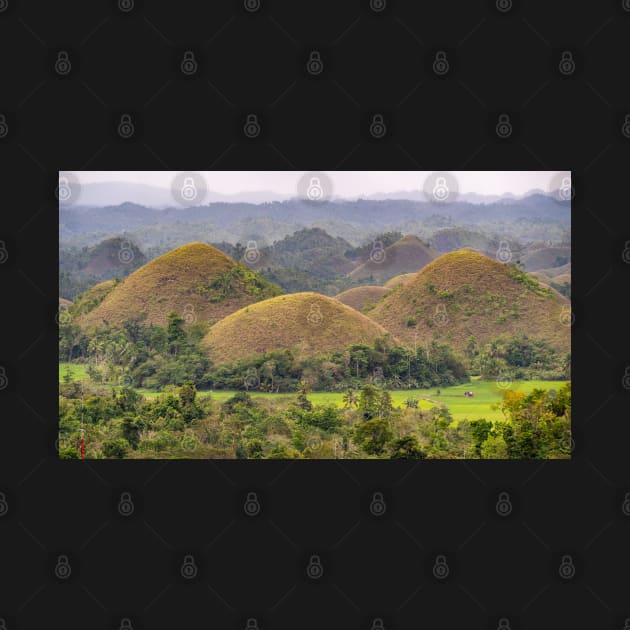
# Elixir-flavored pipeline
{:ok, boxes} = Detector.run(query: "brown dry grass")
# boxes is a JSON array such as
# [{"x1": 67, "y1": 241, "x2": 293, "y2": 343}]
[
  {"x1": 383, "y1": 273, "x2": 416, "y2": 289},
  {"x1": 335, "y1": 286, "x2": 388, "y2": 312},
  {"x1": 79, "y1": 243, "x2": 279, "y2": 329},
  {"x1": 202, "y1": 292, "x2": 396, "y2": 363},
  {"x1": 368, "y1": 250, "x2": 570, "y2": 353},
  {"x1": 348, "y1": 235, "x2": 437, "y2": 283}
]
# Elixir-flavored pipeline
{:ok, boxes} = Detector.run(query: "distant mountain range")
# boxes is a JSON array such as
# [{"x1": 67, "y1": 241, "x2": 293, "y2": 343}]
[
  {"x1": 66, "y1": 181, "x2": 562, "y2": 209},
  {"x1": 61, "y1": 193, "x2": 570, "y2": 238}
]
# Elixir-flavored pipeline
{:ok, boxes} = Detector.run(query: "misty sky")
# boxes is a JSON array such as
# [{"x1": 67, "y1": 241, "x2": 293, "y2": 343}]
[{"x1": 67, "y1": 171, "x2": 568, "y2": 199}]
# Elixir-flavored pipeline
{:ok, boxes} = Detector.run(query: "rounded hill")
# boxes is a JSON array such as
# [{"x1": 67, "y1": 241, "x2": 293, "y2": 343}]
[
  {"x1": 348, "y1": 235, "x2": 437, "y2": 283},
  {"x1": 368, "y1": 250, "x2": 570, "y2": 353},
  {"x1": 202, "y1": 292, "x2": 395, "y2": 364},
  {"x1": 384, "y1": 273, "x2": 416, "y2": 289},
  {"x1": 335, "y1": 286, "x2": 388, "y2": 312},
  {"x1": 71, "y1": 279, "x2": 119, "y2": 316},
  {"x1": 79, "y1": 243, "x2": 282, "y2": 329}
]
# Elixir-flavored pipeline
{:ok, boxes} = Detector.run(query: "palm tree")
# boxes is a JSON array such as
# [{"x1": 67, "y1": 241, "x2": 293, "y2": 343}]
[{"x1": 342, "y1": 388, "x2": 358, "y2": 409}]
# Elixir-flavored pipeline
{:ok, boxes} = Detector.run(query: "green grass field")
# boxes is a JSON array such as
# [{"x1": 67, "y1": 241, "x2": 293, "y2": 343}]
[{"x1": 59, "y1": 362, "x2": 565, "y2": 423}]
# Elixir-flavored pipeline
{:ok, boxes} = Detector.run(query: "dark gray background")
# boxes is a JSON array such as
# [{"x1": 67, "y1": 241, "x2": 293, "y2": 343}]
[{"x1": 1, "y1": 0, "x2": 630, "y2": 628}]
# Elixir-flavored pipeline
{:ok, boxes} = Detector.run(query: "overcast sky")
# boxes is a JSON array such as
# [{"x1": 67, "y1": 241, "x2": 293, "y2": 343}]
[{"x1": 68, "y1": 171, "x2": 567, "y2": 199}]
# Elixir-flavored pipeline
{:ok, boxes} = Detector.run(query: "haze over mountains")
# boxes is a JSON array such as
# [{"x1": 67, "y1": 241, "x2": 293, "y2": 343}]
[
  {"x1": 68, "y1": 180, "x2": 553, "y2": 208},
  {"x1": 61, "y1": 191, "x2": 570, "y2": 250}
]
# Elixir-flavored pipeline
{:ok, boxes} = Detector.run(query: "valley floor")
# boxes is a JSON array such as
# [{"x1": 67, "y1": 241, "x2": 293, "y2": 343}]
[{"x1": 59, "y1": 363, "x2": 565, "y2": 424}]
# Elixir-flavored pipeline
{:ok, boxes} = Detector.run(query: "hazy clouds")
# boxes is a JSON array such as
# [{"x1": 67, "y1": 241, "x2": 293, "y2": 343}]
[{"x1": 66, "y1": 170, "x2": 568, "y2": 203}]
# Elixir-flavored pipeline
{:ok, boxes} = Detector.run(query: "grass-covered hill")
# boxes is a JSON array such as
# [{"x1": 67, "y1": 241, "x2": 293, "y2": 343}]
[
  {"x1": 384, "y1": 273, "x2": 416, "y2": 289},
  {"x1": 368, "y1": 250, "x2": 570, "y2": 354},
  {"x1": 348, "y1": 235, "x2": 437, "y2": 283},
  {"x1": 242, "y1": 227, "x2": 356, "y2": 277},
  {"x1": 429, "y1": 227, "x2": 507, "y2": 256},
  {"x1": 70, "y1": 279, "x2": 119, "y2": 316},
  {"x1": 78, "y1": 243, "x2": 281, "y2": 329},
  {"x1": 59, "y1": 236, "x2": 147, "y2": 299},
  {"x1": 201, "y1": 292, "x2": 395, "y2": 363},
  {"x1": 335, "y1": 286, "x2": 388, "y2": 312},
  {"x1": 518, "y1": 244, "x2": 570, "y2": 271}
]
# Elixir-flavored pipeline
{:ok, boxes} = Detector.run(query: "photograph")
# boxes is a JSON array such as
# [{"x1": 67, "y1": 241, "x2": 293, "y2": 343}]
[{"x1": 58, "y1": 170, "x2": 571, "y2": 460}]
